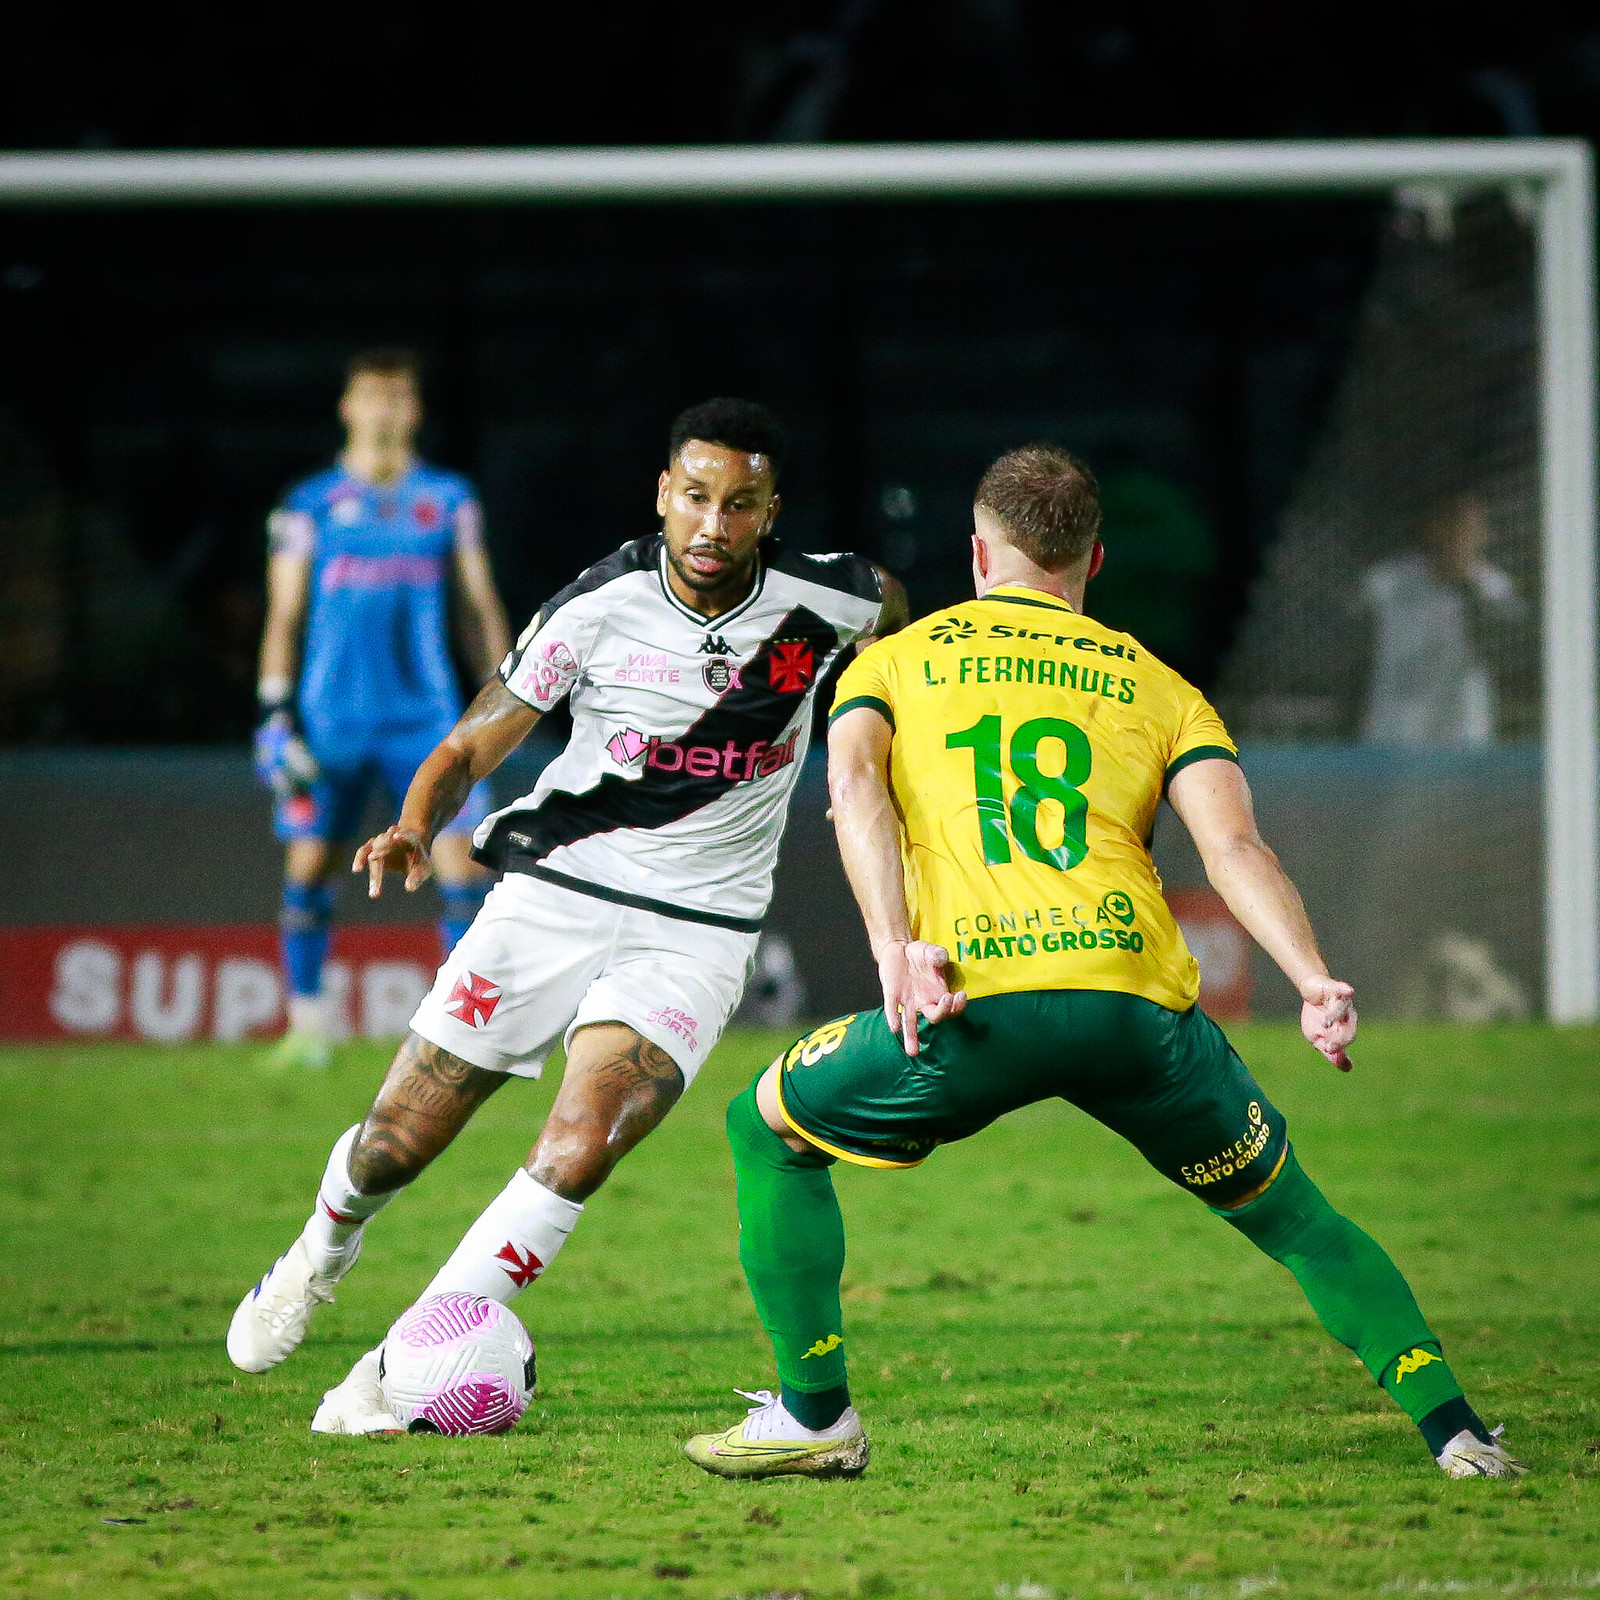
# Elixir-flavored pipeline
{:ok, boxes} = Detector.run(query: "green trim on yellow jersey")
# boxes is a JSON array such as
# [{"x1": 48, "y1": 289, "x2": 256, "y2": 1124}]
[
  {"x1": 987, "y1": 588, "x2": 1078, "y2": 614},
  {"x1": 1163, "y1": 743, "x2": 1240, "y2": 793},
  {"x1": 829, "y1": 693, "x2": 895, "y2": 728}
]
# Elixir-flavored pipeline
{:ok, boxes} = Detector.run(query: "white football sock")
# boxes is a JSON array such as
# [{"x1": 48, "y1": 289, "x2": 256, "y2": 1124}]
[
  {"x1": 299, "y1": 1125, "x2": 397, "y2": 1274},
  {"x1": 421, "y1": 1168, "x2": 583, "y2": 1305},
  {"x1": 288, "y1": 993, "x2": 326, "y2": 1037}
]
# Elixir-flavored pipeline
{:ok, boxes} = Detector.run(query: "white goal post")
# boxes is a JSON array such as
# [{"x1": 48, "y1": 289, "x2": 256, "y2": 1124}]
[{"x1": 1, "y1": 140, "x2": 1593, "y2": 1021}]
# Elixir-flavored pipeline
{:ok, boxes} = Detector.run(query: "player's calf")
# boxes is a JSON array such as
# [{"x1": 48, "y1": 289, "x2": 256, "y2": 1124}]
[
  {"x1": 348, "y1": 1032, "x2": 510, "y2": 1194},
  {"x1": 414, "y1": 1025, "x2": 683, "y2": 1308},
  {"x1": 228, "y1": 1034, "x2": 502, "y2": 1374},
  {"x1": 526, "y1": 1025, "x2": 685, "y2": 1202},
  {"x1": 1214, "y1": 1146, "x2": 1526, "y2": 1475}
]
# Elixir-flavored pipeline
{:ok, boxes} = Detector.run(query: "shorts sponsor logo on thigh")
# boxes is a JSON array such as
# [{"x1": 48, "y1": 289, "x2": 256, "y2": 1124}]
[
  {"x1": 1179, "y1": 1099, "x2": 1274, "y2": 1190},
  {"x1": 646, "y1": 1004, "x2": 700, "y2": 1054}
]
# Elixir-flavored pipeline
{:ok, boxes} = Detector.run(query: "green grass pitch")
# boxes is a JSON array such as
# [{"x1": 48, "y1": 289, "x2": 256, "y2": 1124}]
[{"x1": 2, "y1": 1023, "x2": 1598, "y2": 1600}]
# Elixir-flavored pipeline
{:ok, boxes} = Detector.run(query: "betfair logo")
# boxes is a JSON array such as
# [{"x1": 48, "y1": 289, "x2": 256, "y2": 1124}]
[
  {"x1": 929, "y1": 617, "x2": 976, "y2": 644},
  {"x1": 1393, "y1": 1347, "x2": 1442, "y2": 1383},
  {"x1": 802, "y1": 1333, "x2": 844, "y2": 1360}
]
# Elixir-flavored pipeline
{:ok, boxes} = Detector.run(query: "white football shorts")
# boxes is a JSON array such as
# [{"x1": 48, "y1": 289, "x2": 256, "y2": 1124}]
[{"x1": 409, "y1": 872, "x2": 757, "y2": 1086}]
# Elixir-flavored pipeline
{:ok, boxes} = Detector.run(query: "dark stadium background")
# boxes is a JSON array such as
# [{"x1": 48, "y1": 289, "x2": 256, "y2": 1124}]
[{"x1": 0, "y1": 3, "x2": 1592, "y2": 1020}]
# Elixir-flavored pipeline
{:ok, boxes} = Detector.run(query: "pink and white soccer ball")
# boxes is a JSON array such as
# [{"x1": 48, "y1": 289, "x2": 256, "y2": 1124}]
[{"x1": 379, "y1": 1294, "x2": 536, "y2": 1435}]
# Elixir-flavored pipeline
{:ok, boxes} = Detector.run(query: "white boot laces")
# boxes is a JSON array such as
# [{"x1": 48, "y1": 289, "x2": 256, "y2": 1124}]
[
  {"x1": 257, "y1": 1252, "x2": 335, "y2": 1337},
  {"x1": 732, "y1": 1387, "x2": 796, "y2": 1440}
]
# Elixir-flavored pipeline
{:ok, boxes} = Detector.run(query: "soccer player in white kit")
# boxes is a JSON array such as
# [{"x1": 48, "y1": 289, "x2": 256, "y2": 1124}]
[{"x1": 227, "y1": 398, "x2": 908, "y2": 1430}]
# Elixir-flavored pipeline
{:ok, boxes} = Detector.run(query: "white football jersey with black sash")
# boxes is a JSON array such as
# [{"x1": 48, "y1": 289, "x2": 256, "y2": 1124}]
[{"x1": 477, "y1": 535, "x2": 884, "y2": 930}]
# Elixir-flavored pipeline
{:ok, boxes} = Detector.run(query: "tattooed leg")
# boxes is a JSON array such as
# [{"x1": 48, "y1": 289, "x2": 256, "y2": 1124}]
[
  {"x1": 348, "y1": 1031, "x2": 508, "y2": 1195},
  {"x1": 527, "y1": 1024, "x2": 686, "y2": 1202},
  {"x1": 408, "y1": 1026, "x2": 683, "y2": 1305},
  {"x1": 227, "y1": 1032, "x2": 508, "y2": 1372}
]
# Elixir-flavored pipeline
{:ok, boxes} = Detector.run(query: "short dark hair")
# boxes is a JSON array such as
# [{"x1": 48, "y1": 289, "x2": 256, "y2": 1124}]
[
  {"x1": 975, "y1": 444, "x2": 1101, "y2": 570},
  {"x1": 346, "y1": 347, "x2": 421, "y2": 386},
  {"x1": 669, "y1": 397, "x2": 785, "y2": 481}
]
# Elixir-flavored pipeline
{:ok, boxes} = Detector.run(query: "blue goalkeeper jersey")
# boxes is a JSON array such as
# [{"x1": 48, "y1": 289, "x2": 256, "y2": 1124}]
[{"x1": 270, "y1": 460, "x2": 483, "y2": 740}]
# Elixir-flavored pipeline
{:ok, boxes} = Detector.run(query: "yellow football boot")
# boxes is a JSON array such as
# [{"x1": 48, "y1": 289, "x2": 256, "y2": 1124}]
[{"x1": 684, "y1": 1389, "x2": 869, "y2": 1480}]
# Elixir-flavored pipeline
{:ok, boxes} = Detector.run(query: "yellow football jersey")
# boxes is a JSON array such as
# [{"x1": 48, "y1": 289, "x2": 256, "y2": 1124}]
[{"x1": 830, "y1": 585, "x2": 1237, "y2": 1010}]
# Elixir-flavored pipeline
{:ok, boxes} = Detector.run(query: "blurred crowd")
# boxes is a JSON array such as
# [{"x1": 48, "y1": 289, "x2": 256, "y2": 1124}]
[{"x1": 5, "y1": 5, "x2": 1598, "y2": 149}]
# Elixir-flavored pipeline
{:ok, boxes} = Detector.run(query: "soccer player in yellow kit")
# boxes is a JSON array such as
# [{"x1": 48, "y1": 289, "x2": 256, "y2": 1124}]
[{"x1": 686, "y1": 445, "x2": 1524, "y2": 1483}]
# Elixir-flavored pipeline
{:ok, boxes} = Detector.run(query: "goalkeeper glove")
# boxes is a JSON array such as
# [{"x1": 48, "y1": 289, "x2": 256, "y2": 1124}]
[{"x1": 253, "y1": 691, "x2": 319, "y2": 801}]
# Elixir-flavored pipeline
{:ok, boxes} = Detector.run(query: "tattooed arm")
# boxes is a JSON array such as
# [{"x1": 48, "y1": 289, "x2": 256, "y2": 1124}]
[
  {"x1": 354, "y1": 677, "x2": 540, "y2": 896},
  {"x1": 860, "y1": 566, "x2": 910, "y2": 651}
]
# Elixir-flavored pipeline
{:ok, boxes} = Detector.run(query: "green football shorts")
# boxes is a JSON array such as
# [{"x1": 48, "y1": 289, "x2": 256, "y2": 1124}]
[{"x1": 772, "y1": 989, "x2": 1287, "y2": 1207}]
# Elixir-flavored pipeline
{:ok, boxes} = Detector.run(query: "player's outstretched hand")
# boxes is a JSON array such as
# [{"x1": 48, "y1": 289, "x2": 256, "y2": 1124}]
[
  {"x1": 877, "y1": 939, "x2": 967, "y2": 1056},
  {"x1": 353, "y1": 825, "x2": 433, "y2": 898},
  {"x1": 1299, "y1": 975, "x2": 1356, "y2": 1071}
]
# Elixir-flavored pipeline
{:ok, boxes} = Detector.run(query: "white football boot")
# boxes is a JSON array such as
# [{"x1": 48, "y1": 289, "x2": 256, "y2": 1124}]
[
  {"x1": 262, "y1": 1029, "x2": 332, "y2": 1072},
  {"x1": 685, "y1": 1389, "x2": 869, "y2": 1479},
  {"x1": 226, "y1": 1235, "x2": 360, "y2": 1373},
  {"x1": 1436, "y1": 1425, "x2": 1528, "y2": 1479},
  {"x1": 310, "y1": 1345, "x2": 403, "y2": 1434}
]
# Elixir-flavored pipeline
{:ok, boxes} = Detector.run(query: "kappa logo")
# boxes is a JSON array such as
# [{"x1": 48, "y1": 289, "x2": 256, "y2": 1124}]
[
  {"x1": 698, "y1": 633, "x2": 734, "y2": 655},
  {"x1": 1392, "y1": 1347, "x2": 1443, "y2": 1383},
  {"x1": 929, "y1": 616, "x2": 976, "y2": 644},
  {"x1": 495, "y1": 1241, "x2": 544, "y2": 1289},
  {"x1": 801, "y1": 1333, "x2": 843, "y2": 1360},
  {"x1": 445, "y1": 971, "x2": 502, "y2": 1028},
  {"x1": 770, "y1": 640, "x2": 815, "y2": 694}
]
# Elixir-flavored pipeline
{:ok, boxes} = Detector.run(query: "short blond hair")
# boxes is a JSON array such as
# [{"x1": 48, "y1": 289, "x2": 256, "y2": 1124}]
[{"x1": 975, "y1": 444, "x2": 1101, "y2": 570}]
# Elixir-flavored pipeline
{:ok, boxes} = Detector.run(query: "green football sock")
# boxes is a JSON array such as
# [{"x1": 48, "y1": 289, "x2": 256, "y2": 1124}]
[
  {"x1": 726, "y1": 1079, "x2": 851, "y2": 1410},
  {"x1": 1215, "y1": 1146, "x2": 1469, "y2": 1435}
]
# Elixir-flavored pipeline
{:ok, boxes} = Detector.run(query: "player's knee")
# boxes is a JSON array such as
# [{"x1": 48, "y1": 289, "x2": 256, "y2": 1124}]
[
  {"x1": 346, "y1": 1127, "x2": 431, "y2": 1196},
  {"x1": 284, "y1": 839, "x2": 333, "y2": 886},
  {"x1": 526, "y1": 1112, "x2": 623, "y2": 1202}
]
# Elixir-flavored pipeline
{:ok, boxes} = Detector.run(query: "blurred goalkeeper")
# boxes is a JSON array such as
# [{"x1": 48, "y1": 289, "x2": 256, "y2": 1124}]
[{"x1": 255, "y1": 348, "x2": 510, "y2": 1068}]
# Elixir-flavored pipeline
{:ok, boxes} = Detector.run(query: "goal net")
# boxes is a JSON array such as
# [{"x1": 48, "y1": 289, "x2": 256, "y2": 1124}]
[
  {"x1": 0, "y1": 143, "x2": 1592, "y2": 1023},
  {"x1": 1208, "y1": 188, "x2": 1546, "y2": 1020}
]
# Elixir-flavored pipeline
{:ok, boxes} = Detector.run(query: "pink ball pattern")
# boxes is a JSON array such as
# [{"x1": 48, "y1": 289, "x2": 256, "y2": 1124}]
[
  {"x1": 385, "y1": 1293, "x2": 533, "y2": 1436},
  {"x1": 415, "y1": 1375, "x2": 525, "y2": 1435},
  {"x1": 395, "y1": 1292, "x2": 495, "y2": 1347}
]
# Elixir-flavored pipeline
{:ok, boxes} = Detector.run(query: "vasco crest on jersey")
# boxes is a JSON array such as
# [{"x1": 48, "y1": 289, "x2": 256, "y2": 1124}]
[{"x1": 769, "y1": 640, "x2": 815, "y2": 695}]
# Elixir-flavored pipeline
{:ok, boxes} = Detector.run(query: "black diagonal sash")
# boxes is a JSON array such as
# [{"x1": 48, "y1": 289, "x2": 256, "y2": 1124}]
[{"x1": 475, "y1": 604, "x2": 839, "y2": 874}]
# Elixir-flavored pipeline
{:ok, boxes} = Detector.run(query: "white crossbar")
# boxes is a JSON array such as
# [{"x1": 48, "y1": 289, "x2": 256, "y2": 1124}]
[{"x1": 0, "y1": 141, "x2": 1585, "y2": 203}]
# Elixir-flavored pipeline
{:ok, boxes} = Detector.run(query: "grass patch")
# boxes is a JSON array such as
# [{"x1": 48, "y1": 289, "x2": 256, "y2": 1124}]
[{"x1": 1, "y1": 1023, "x2": 1597, "y2": 1598}]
